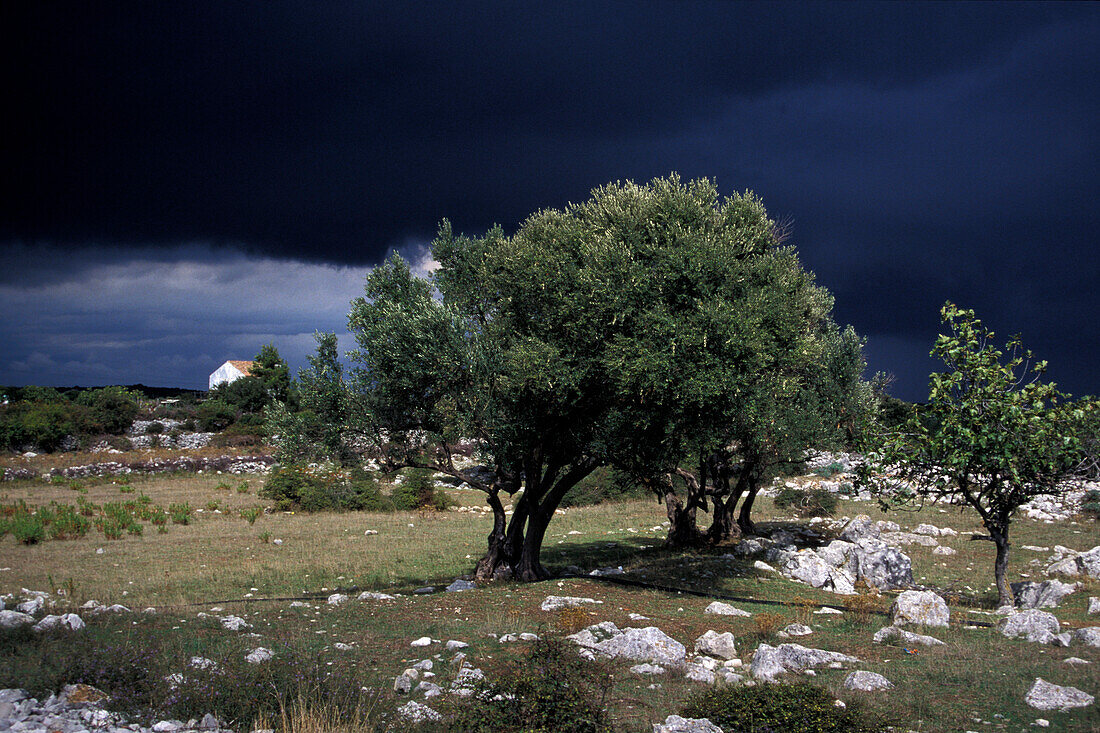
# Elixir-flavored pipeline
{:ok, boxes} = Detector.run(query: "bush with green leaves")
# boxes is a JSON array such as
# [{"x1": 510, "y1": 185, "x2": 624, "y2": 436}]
[
  {"x1": 439, "y1": 636, "x2": 614, "y2": 733},
  {"x1": 197, "y1": 398, "x2": 236, "y2": 432},
  {"x1": 1082, "y1": 488, "x2": 1100, "y2": 520},
  {"x1": 73, "y1": 386, "x2": 141, "y2": 435},
  {"x1": 559, "y1": 466, "x2": 648, "y2": 508},
  {"x1": 261, "y1": 464, "x2": 394, "y2": 512},
  {"x1": 11, "y1": 511, "x2": 46, "y2": 544},
  {"x1": 390, "y1": 469, "x2": 454, "y2": 511},
  {"x1": 773, "y1": 485, "x2": 839, "y2": 518},
  {"x1": 681, "y1": 681, "x2": 889, "y2": 733}
]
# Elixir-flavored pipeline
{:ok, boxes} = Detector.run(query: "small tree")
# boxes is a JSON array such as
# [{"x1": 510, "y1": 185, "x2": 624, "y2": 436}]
[
  {"x1": 251, "y1": 344, "x2": 292, "y2": 404},
  {"x1": 860, "y1": 303, "x2": 1095, "y2": 607}
]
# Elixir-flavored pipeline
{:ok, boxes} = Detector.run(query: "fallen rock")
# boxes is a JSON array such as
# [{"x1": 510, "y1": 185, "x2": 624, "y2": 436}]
[
  {"x1": 848, "y1": 538, "x2": 914, "y2": 590},
  {"x1": 684, "y1": 663, "x2": 716, "y2": 684},
  {"x1": 393, "y1": 672, "x2": 414, "y2": 695},
  {"x1": 1012, "y1": 580, "x2": 1079, "y2": 609},
  {"x1": 326, "y1": 593, "x2": 348, "y2": 606},
  {"x1": 695, "y1": 630, "x2": 737, "y2": 659},
  {"x1": 1089, "y1": 597, "x2": 1100, "y2": 615},
  {"x1": 704, "y1": 601, "x2": 751, "y2": 617},
  {"x1": 410, "y1": 636, "x2": 433, "y2": 647},
  {"x1": 749, "y1": 643, "x2": 859, "y2": 682},
  {"x1": 843, "y1": 670, "x2": 893, "y2": 691},
  {"x1": 358, "y1": 591, "x2": 396, "y2": 601},
  {"x1": 778, "y1": 623, "x2": 813, "y2": 638},
  {"x1": 1045, "y1": 546, "x2": 1100, "y2": 580},
  {"x1": 932, "y1": 546, "x2": 957, "y2": 556},
  {"x1": 219, "y1": 615, "x2": 250, "y2": 631},
  {"x1": 839, "y1": 515, "x2": 879, "y2": 543},
  {"x1": 1071, "y1": 627, "x2": 1100, "y2": 648},
  {"x1": 446, "y1": 579, "x2": 476, "y2": 592},
  {"x1": 32, "y1": 613, "x2": 85, "y2": 632},
  {"x1": 781, "y1": 550, "x2": 856, "y2": 595},
  {"x1": 596, "y1": 626, "x2": 686, "y2": 665},
  {"x1": 890, "y1": 590, "x2": 949, "y2": 628},
  {"x1": 540, "y1": 595, "x2": 602, "y2": 612},
  {"x1": 397, "y1": 700, "x2": 442, "y2": 722},
  {"x1": 245, "y1": 647, "x2": 273, "y2": 664},
  {"x1": 873, "y1": 625, "x2": 945, "y2": 647},
  {"x1": 0, "y1": 610, "x2": 34, "y2": 628},
  {"x1": 1024, "y1": 678, "x2": 1095, "y2": 711},
  {"x1": 630, "y1": 663, "x2": 666, "y2": 675},
  {"x1": 999, "y1": 610, "x2": 1062, "y2": 644},
  {"x1": 652, "y1": 714, "x2": 723, "y2": 733}
]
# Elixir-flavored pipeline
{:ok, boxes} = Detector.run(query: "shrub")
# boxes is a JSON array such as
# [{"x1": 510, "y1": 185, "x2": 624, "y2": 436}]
[
  {"x1": 197, "y1": 398, "x2": 236, "y2": 432},
  {"x1": 774, "y1": 486, "x2": 838, "y2": 518},
  {"x1": 812, "y1": 460, "x2": 845, "y2": 478},
  {"x1": 1081, "y1": 489, "x2": 1100, "y2": 520},
  {"x1": 261, "y1": 464, "x2": 394, "y2": 513},
  {"x1": 144, "y1": 421, "x2": 164, "y2": 435},
  {"x1": 12, "y1": 512, "x2": 46, "y2": 544},
  {"x1": 240, "y1": 507, "x2": 262, "y2": 525},
  {"x1": 441, "y1": 636, "x2": 614, "y2": 733},
  {"x1": 559, "y1": 466, "x2": 647, "y2": 508},
  {"x1": 682, "y1": 682, "x2": 889, "y2": 733},
  {"x1": 169, "y1": 503, "x2": 194, "y2": 525},
  {"x1": 48, "y1": 504, "x2": 90, "y2": 539},
  {"x1": 74, "y1": 387, "x2": 140, "y2": 435},
  {"x1": 390, "y1": 469, "x2": 453, "y2": 511}
]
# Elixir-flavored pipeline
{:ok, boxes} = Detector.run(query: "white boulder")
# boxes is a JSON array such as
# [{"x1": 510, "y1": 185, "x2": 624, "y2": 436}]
[{"x1": 890, "y1": 590, "x2": 949, "y2": 628}]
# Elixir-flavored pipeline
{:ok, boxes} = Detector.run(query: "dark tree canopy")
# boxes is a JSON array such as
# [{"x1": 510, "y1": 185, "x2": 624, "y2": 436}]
[{"x1": 334, "y1": 175, "x2": 873, "y2": 580}]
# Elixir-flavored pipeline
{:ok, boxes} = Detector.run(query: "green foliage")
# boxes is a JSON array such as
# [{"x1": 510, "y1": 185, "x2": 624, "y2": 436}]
[
  {"x1": 168, "y1": 503, "x2": 194, "y2": 525},
  {"x1": 209, "y1": 376, "x2": 268, "y2": 415},
  {"x1": 441, "y1": 636, "x2": 614, "y2": 733},
  {"x1": 239, "y1": 507, "x2": 262, "y2": 525},
  {"x1": 682, "y1": 681, "x2": 888, "y2": 732},
  {"x1": 560, "y1": 466, "x2": 648, "y2": 507},
  {"x1": 390, "y1": 469, "x2": 453, "y2": 511},
  {"x1": 251, "y1": 343, "x2": 292, "y2": 404},
  {"x1": 73, "y1": 386, "x2": 141, "y2": 435},
  {"x1": 12, "y1": 511, "x2": 46, "y2": 544},
  {"x1": 861, "y1": 303, "x2": 1097, "y2": 604},
  {"x1": 197, "y1": 398, "x2": 236, "y2": 432},
  {"x1": 813, "y1": 461, "x2": 845, "y2": 478},
  {"x1": 774, "y1": 486, "x2": 839, "y2": 517},
  {"x1": 1081, "y1": 489, "x2": 1100, "y2": 520},
  {"x1": 260, "y1": 464, "x2": 394, "y2": 513}
]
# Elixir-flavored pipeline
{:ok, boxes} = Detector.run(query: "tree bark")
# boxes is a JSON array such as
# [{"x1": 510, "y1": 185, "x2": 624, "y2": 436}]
[
  {"x1": 991, "y1": 525, "x2": 1013, "y2": 608},
  {"x1": 737, "y1": 485, "x2": 759, "y2": 536},
  {"x1": 474, "y1": 490, "x2": 509, "y2": 580}
]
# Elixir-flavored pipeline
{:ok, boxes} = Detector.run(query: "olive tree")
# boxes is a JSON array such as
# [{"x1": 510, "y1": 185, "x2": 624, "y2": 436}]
[
  {"x1": 348, "y1": 175, "x2": 870, "y2": 579},
  {"x1": 860, "y1": 303, "x2": 1096, "y2": 606}
]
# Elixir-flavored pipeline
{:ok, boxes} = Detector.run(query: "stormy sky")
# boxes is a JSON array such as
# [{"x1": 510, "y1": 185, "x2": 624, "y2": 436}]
[{"x1": 3, "y1": 2, "x2": 1098, "y2": 401}]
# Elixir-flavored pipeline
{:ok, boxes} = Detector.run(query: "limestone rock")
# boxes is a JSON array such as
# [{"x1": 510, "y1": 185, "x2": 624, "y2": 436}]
[
  {"x1": 694, "y1": 630, "x2": 737, "y2": 659},
  {"x1": 1045, "y1": 546, "x2": 1100, "y2": 579},
  {"x1": 445, "y1": 579, "x2": 476, "y2": 592},
  {"x1": 778, "y1": 623, "x2": 813, "y2": 638},
  {"x1": 540, "y1": 595, "x2": 601, "y2": 612},
  {"x1": 397, "y1": 700, "x2": 442, "y2": 722},
  {"x1": 704, "y1": 601, "x2": 751, "y2": 617},
  {"x1": 781, "y1": 550, "x2": 856, "y2": 595},
  {"x1": 393, "y1": 673, "x2": 414, "y2": 695},
  {"x1": 1024, "y1": 678, "x2": 1095, "y2": 711},
  {"x1": 749, "y1": 643, "x2": 859, "y2": 682},
  {"x1": 839, "y1": 515, "x2": 879, "y2": 543},
  {"x1": 358, "y1": 591, "x2": 396, "y2": 601},
  {"x1": 848, "y1": 538, "x2": 914, "y2": 590},
  {"x1": 1071, "y1": 627, "x2": 1100, "y2": 647},
  {"x1": 843, "y1": 670, "x2": 893, "y2": 691},
  {"x1": 932, "y1": 546, "x2": 957, "y2": 556},
  {"x1": 32, "y1": 613, "x2": 85, "y2": 632},
  {"x1": 652, "y1": 714, "x2": 723, "y2": 733},
  {"x1": 734, "y1": 539, "x2": 764, "y2": 556},
  {"x1": 1011, "y1": 580, "x2": 1078, "y2": 609},
  {"x1": 1089, "y1": 597, "x2": 1100, "y2": 615},
  {"x1": 999, "y1": 610, "x2": 1062, "y2": 644},
  {"x1": 684, "y1": 663, "x2": 716, "y2": 684},
  {"x1": 219, "y1": 615, "x2": 250, "y2": 631},
  {"x1": 596, "y1": 626, "x2": 686, "y2": 665},
  {"x1": 0, "y1": 610, "x2": 34, "y2": 629},
  {"x1": 326, "y1": 593, "x2": 348, "y2": 605},
  {"x1": 872, "y1": 625, "x2": 945, "y2": 646},
  {"x1": 244, "y1": 647, "x2": 273, "y2": 664},
  {"x1": 890, "y1": 590, "x2": 949, "y2": 627},
  {"x1": 630, "y1": 663, "x2": 665, "y2": 675}
]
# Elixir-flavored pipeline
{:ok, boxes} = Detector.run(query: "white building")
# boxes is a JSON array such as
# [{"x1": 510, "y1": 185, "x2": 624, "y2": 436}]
[{"x1": 208, "y1": 360, "x2": 256, "y2": 390}]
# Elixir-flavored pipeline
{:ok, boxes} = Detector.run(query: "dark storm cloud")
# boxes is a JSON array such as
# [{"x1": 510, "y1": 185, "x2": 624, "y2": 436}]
[{"x1": 2, "y1": 2, "x2": 1098, "y2": 398}]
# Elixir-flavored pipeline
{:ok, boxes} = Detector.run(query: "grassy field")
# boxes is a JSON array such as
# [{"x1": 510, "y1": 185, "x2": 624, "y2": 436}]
[{"x1": 2, "y1": 470, "x2": 1098, "y2": 732}]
